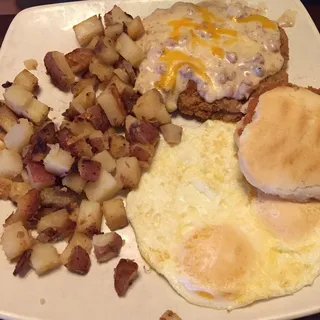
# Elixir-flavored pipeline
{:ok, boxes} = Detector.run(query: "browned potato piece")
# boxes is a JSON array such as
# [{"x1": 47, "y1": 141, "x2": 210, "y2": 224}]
[
  {"x1": 0, "y1": 102, "x2": 18, "y2": 132},
  {"x1": 65, "y1": 245, "x2": 91, "y2": 275},
  {"x1": 109, "y1": 135, "x2": 130, "y2": 159},
  {"x1": 130, "y1": 143, "x2": 154, "y2": 162},
  {"x1": 115, "y1": 60, "x2": 137, "y2": 86},
  {"x1": 126, "y1": 120, "x2": 160, "y2": 145},
  {"x1": 77, "y1": 200, "x2": 102, "y2": 236},
  {"x1": 97, "y1": 84, "x2": 127, "y2": 127},
  {"x1": 40, "y1": 187, "x2": 77, "y2": 209},
  {"x1": 115, "y1": 33, "x2": 145, "y2": 68},
  {"x1": 93, "y1": 232, "x2": 123, "y2": 262},
  {"x1": 92, "y1": 150, "x2": 116, "y2": 173},
  {"x1": 9, "y1": 181, "x2": 32, "y2": 203},
  {"x1": 84, "y1": 169, "x2": 121, "y2": 202},
  {"x1": 13, "y1": 248, "x2": 32, "y2": 277},
  {"x1": 78, "y1": 158, "x2": 102, "y2": 182},
  {"x1": 71, "y1": 76, "x2": 99, "y2": 97},
  {"x1": 5, "y1": 188, "x2": 41, "y2": 229},
  {"x1": 160, "y1": 310, "x2": 182, "y2": 320},
  {"x1": 65, "y1": 48, "x2": 93, "y2": 74},
  {"x1": 78, "y1": 104, "x2": 110, "y2": 132},
  {"x1": 102, "y1": 198, "x2": 128, "y2": 231},
  {"x1": 65, "y1": 86, "x2": 96, "y2": 119},
  {"x1": 73, "y1": 15, "x2": 104, "y2": 46},
  {"x1": 113, "y1": 68, "x2": 129, "y2": 84},
  {"x1": 30, "y1": 243, "x2": 61, "y2": 275},
  {"x1": 44, "y1": 51, "x2": 76, "y2": 91},
  {"x1": 69, "y1": 206, "x2": 79, "y2": 223},
  {"x1": 115, "y1": 156, "x2": 141, "y2": 189},
  {"x1": 89, "y1": 57, "x2": 114, "y2": 82},
  {"x1": 24, "y1": 59, "x2": 38, "y2": 71},
  {"x1": 37, "y1": 209, "x2": 76, "y2": 242},
  {"x1": 26, "y1": 161, "x2": 56, "y2": 189},
  {"x1": 114, "y1": 259, "x2": 138, "y2": 297},
  {"x1": 62, "y1": 173, "x2": 87, "y2": 194},
  {"x1": 105, "y1": 23, "x2": 123, "y2": 40},
  {"x1": 88, "y1": 130, "x2": 106, "y2": 153},
  {"x1": 107, "y1": 74, "x2": 133, "y2": 94},
  {"x1": 1, "y1": 221, "x2": 34, "y2": 260},
  {"x1": 133, "y1": 89, "x2": 171, "y2": 124},
  {"x1": 13, "y1": 69, "x2": 38, "y2": 92},
  {"x1": 86, "y1": 35, "x2": 100, "y2": 50},
  {"x1": 60, "y1": 232, "x2": 92, "y2": 265},
  {"x1": 94, "y1": 37, "x2": 120, "y2": 65},
  {"x1": 160, "y1": 124, "x2": 183, "y2": 145},
  {"x1": 0, "y1": 177, "x2": 13, "y2": 200},
  {"x1": 67, "y1": 119, "x2": 95, "y2": 140},
  {"x1": 104, "y1": 5, "x2": 133, "y2": 26},
  {"x1": 56, "y1": 127, "x2": 93, "y2": 158},
  {"x1": 127, "y1": 16, "x2": 145, "y2": 41}
]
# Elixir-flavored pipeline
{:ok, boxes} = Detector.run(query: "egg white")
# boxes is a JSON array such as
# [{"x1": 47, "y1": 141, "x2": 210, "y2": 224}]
[{"x1": 126, "y1": 121, "x2": 320, "y2": 310}]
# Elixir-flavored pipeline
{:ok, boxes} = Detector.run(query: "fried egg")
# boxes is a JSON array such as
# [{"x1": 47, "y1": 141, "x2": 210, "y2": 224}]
[{"x1": 126, "y1": 121, "x2": 320, "y2": 310}]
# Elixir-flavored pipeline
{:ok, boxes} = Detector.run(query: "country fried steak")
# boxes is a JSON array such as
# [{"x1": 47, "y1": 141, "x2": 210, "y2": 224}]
[{"x1": 177, "y1": 27, "x2": 289, "y2": 122}]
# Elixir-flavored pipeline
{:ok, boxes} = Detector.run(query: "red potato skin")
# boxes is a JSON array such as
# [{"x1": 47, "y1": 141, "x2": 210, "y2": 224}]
[
  {"x1": 127, "y1": 121, "x2": 160, "y2": 145},
  {"x1": 26, "y1": 162, "x2": 56, "y2": 189},
  {"x1": 78, "y1": 105, "x2": 110, "y2": 132},
  {"x1": 114, "y1": 259, "x2": 138, "y2": 297},
  {"x1": 13, "y1": 249, "x2": 32, "y2": 277},
  {"x1": 78, "y1": 158, "x2": 102, "y2": 182},
  {"x1": 65, "y1": 245, "x2": 91, "y2": 275},
  {"x1": 93, "y1": 232, "x2": 123, "y2": 262}
]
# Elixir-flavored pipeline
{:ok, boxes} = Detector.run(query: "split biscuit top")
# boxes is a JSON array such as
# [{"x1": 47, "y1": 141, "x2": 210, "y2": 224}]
[{"x1": 237, "y1": 86, "x2": 320, "y2": 201}]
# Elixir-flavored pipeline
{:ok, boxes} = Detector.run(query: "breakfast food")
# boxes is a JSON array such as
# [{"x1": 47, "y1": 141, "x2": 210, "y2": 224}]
[
  {"x1": 127, "y1": 121, "x2": 320, "y2": 309},
  {"x1": 236, "y1": 86, "x2": 320, "y2": 201},
  {"x1": 135, "y1": 1, "x2": 289, "y2": 121}
]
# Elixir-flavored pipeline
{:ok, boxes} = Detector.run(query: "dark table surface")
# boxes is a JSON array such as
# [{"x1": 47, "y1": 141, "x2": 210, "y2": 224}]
[{"x1": 0, "y1": 1, "x2": 320, "y2": 320}]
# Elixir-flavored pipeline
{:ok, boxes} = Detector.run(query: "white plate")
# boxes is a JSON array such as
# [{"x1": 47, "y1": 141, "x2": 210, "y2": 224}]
[{"x1": 0, "y1": 1, "x2": 320, "y2": 319}]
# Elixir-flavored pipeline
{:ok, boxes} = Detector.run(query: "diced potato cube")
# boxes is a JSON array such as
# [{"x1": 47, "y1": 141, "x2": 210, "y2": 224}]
[
  {"x1": 102, "y1": 198, "x2": 128, "y2": 231},
  {"x1": 113, "y1": 68, "x2": 129, "y2": 84},
  {"x1": 104, "y1": 6, "x2": 133, "y2": 25},
  {"x1": 13, "y1": 69, "x2": 38, "y2": 92},
  {"x1": 0, "y1": 149, "x2": 23, "y2": 178},
  {"x1": 78, "y1": 158, "x2": 101, "y2": 182},
  {"x1": 77, "y1": 200, "x2": 102, "y2": 236},
  {"x1": 44, "y1": 144, "x2": 74, "y2": 176},
  {"x1": 0, "y1": 177, "x2": 13, "y2": 200},
  {"x1": 92, "y1": 150, "x2": 116, "y2": 173},
  {"x1": 93, "y1": 232, "x2": 123, "y2": 262},
  {"x1": 4, "y1": 85, "x2": 33, "y2": 116},
  {"x1": 69, "y1": 206, "x2": 79, "y2": 223},
  {"x1": 97, "y1": 84, "x2": 127, "y2": 127},
  {"x1": 94, "y1": 37, "x2": 120, "y2": 65},
  {"x1": 115, "y1": 156, "x2": 141, "y2": 189},
  {"x1": 86, "y1": 35, "x2": 100, "y2": 50},
  {"x1": 88, "y1": 130, "x2": 106, "y2": 153},
  {"x1": 71, "y1": 77, "x2": 99, "y2": 97},
  {"x1": 65, "y1": 245, "x2": 91, "y2": 275},
  {"x1": 107, "y1": 74, "x2": 133, "y2": 94},
  {"x1": 44, "y1": 51, "x2": 76, "y2": 91},
  {"x1": 89, "y1": 57, "x2": 114, "y2": 82},
  {"x1": 0, "y1": 103, "x2": 18, "y2": 132},
  {"x1": 73, "y1": 15, "x2": 104, "y2": 46},
  {"x1": 37, "y1": 209, "x2": 69, "y2": 233},
  {"x1": 126, "y1": 16, "x2": 145, "y2": 40},
  {"x1": 1, "y1": 221, "x2": 33, "y2": 260},
  {"x1": 109, "y1": 135, "x2": 129, "y2": 158},
  {"x1": 70, "y1": 86, "x2": 96, "y2": 114},
  {"x1": 60, "y1": 232, "x2": 92, "y2": 265},
  {"x1": 84, "y1": 169, "x2": 121, "y2": 202},
  {"x1": 115, "y1": 33, "x2": 145, "y2": 68},
  {"x1": 26, "y1": 161, "x2": 56, "y2": 189},
  {"x1": 105, "y1": 23, "x2": 123, "y2": 40},
  {"x1": 30, "y1": 243, "x2": 61, "y2": 275},
  {"x1": 130, "y1": 143, "x2": 154, "y2": 162},
  {"x1": 24, "y1": 97, "x2": 49, "y2": 124},
  {"x1": 62, "y1": 173, "x2": 87, "y2": 194},
  {"x1": 133, "y1": 89, "x2": 171, "y2": 124},
  {"x1": 160, "y1": 124, "x2": 183, "y2": 145},
  {"x1": 4, "y1": 118, "x2": 34, "y2": 152},
  {"x1": 160, "y1": 310, "x2": 182, "y2": 320},
  {"x1": 65, "y1": 48, "x2": 93, "y2": 73},
  {"x1": 9, "y1": 181, "x2": 32, "y2": 203},
  {"x1": 24, "y1": 59, "x2": 38, "y2": 70}
]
